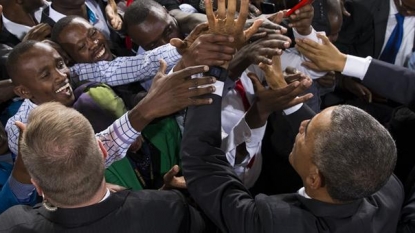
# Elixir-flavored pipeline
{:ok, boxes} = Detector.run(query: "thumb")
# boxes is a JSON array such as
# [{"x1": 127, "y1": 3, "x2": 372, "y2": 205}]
[
  {"x1": 244, "y1": 19, "x2": 263, "y2": 41},
  {"x1": 187, "y1": 23, "x2": 209, "y2": 38},
  {"x1": 247, "y1": 72, "x2": 265, "y2": 93},
  {"x1": 15, "y1": 121, "x2": 26, "y2": 133},
  {"x1": 164, "y1": 165, "x2": 180, "y2": 181},
  {"x1": 170, "y1": 38, "x2": 186, "y2": 50},
  {"x1": 317, "y1": 33, "x2": 331, "y2": 45},
  {"x1": 156, "y1": 59, "x2": 167, "y2": 77}
]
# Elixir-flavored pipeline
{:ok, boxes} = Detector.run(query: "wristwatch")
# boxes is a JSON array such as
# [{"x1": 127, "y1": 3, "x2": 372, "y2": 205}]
[{"x1": 203, "y1": 66, "x2": 229, "y2": 82}]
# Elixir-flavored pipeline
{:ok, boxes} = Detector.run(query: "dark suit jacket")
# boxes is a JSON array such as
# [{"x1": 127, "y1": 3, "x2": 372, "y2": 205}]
[
  {"x1": 0, "y1": 189, "x2": 206, "y2": 233},
  {"x1": 335, "y1": 0, "x2": 389, "y2": 58},
  {"x1": 362, "y1": 59, "x2": 415, "y2": 107},
  {"x1": 181, "y1": 92, "x2": 404, "y2": 233}
]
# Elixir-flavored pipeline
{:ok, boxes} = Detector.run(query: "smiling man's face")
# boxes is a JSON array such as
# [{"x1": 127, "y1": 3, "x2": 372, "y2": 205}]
[
  {"x1": 57, "y1": 18, "x2": 113, "y2": 63},
  {"x1": 13, "y1": 43, "x2": 75, "y2": 106}
]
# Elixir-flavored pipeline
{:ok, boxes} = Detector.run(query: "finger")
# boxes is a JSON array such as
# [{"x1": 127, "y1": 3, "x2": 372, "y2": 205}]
[
  {"x1": 247, "y1": 72, "x2": 265, "y2": 92},
  {"x1": 236, "y1": 0, "x2": 250, "y2": 31},
  {"x1": 186, "y1": 76, "x2": 216, "y2": 88},
  {"x1": 187, "y1": 96, "x2": 213, "y2": 106},
  {"x1": 243, "y1": 19, "x2": 263, "y2": 40},
  {"x1": 268, "y1": 11, "x2": 285, "y2": 24},
  {"x1": 226, "y1": 0, "x2": 236, "y2": 27},
  {"x1": 285, "y1": 66, "x2": 298, "y2": 75},
  {"x1": 285, "y1": 74, "x2": 301, "y2": 83},
  {"x1": 170, "y1": 38, "x2": 186, "y2": 50},
  {"x1": 301, "y1": 61, "x2": 321, "y2": 71},
  {"x1": 317, "y1": 33, "x2": 331, "y2": 45},
  {"x1": 202, "y1": 34, "x2": 235, "y2": 48},
  {"x1": 173, "y1": 177, "x2": 187, "y2": 189},
  {"x1": 286, "y1": 93, "x2": 314, "y2": 107},
  {"x1": 174, "y1": 65, "x2": 209, "y2": 79},
  {"x1": 15, "y1": 121, "x2": 26, "y2": 133},
  {"x1": 187, "y1": 84, "x2": 216, "y2": 98},
  {"x1": 205, "y1": 0, "x2": 216, "y2": 29},
  {"x1": 157, "y1": 59, "x2": 168, "y2": 77},
  {"x1": 249, "y1": 32, "x2": 267, "y2": 42},
  {"x1": 217, "y1": 0, "x2": 226, "y2": 20},
  {"x1": 164, "y1": 165, "x2": 180, "y2": 182}
]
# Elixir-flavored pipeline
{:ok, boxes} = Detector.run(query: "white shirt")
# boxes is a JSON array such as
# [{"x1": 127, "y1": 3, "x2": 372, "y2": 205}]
[
  {"x1": 2, "y1": 4, "x2": 47, "y2": 40},
  {"x1": 282, "y1": 28, "x2": 327, "y2": 80},
  {"x1": 48, "y1": 0, "x2": 111, "y2": 39},
  {"x1": 380, "y1": 0, "x2": 415, "y2": 66}
]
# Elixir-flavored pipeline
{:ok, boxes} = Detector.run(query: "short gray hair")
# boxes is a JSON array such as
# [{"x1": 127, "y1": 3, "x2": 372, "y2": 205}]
[
  {"x1": 20, "y1": 102, "x2": 105, "y2": 206},
  {"x1": 313, "y1": 105, "x2": 396, "y2": 202}
]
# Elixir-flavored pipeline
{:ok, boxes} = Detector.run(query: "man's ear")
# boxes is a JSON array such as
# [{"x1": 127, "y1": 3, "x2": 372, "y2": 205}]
[
  {"x1": 31, "y1": 178, "x2": 43, "y2": 196},
  {"x1": 14, "y1": 85, "x2": 32, "y2": 99},
  {"x1": 97, "y1": 139, "x2": 108, "y2": 160},
  {"x1": 306, "y1": 167, "x2": 323, "y2": 190}
]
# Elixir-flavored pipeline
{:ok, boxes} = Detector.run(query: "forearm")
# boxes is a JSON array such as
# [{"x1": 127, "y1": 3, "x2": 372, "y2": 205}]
[{"x1": 73, "y1": 44, "x2": 181, "y2": 86}]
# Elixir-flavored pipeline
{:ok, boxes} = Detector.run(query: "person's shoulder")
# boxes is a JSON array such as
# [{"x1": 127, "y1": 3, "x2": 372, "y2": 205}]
[{"x1": 0, "y1": 204, "x2": 41, "y2": 232}]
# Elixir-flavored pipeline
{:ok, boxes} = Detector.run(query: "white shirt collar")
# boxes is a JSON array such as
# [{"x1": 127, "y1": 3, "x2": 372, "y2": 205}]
[
  {"x1": 48, "y1": 5, "x2": 68, "y2": 23},
  {"x1": 99, "y1": 188, "x2": 111, "y2": 203},
  {"x1": 297, "y1": 187, "x2": 312, "y2": 199},
  {"x1": 391, "y1": 0, "x2": 399, "y2": 15},
  {"x1": 2, "y1": 3, "x2": 48, "y2": 40}
]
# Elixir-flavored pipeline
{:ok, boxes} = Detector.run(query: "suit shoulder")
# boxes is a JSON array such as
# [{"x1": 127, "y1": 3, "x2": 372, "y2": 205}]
[{"x1": 0, "y1": 205, "x2": 42, "y2": 232}]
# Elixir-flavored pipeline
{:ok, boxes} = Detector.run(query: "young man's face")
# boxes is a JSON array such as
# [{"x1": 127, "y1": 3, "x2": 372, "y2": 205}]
[
  {"x1": 57, "y1": 18, "x2": 113, "y2": 63},
  {"x1": 127, "y1": 6, "x2": 182, "y2": 51},
  {"x1": 14, "y1": 43, "x2": 75, "y2": 106}
]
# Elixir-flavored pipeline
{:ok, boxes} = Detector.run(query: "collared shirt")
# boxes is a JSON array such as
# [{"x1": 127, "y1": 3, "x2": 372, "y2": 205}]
[
  {"x1": 221, "y1": 65, "x2": 303, "y2": 188},
  {"x1": 381, "y1": 0, "x2": 415, "y2": 66},
  {"x1": 48, "y1": 0, "x2": 111, "y2": 39},
  {"x1": 70, "y1": 43, "x2": 181, "y2": 87},
  {"x1": 2, "y1": 3, "x2": 47, "y2": 40},
  {"x1": 6, "y1": 99, "x2": 140, "y2": 167},
  {"x1": 297, "y1": 187, "x2": 312, "y2": 199},
  {"x1": 5, "y1": 99, "x2": 140, "y2": 201}
]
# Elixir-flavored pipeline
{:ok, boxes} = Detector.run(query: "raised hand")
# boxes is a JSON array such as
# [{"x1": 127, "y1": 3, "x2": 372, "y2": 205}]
[
  {"x1": 228, "y1": 33, "x2": 290, "y2": 80},
  {"x1": 138, "y1": 60, "x2": 217, "y2": 120},
  {"x1": 258, "y1": 55, "x2": 287, "y2": 89},
  {"x1": 295, "y1": 34, "x2": 347, "y2": 72},
  {"x1": 105, "y1": 0, "x2": 123, "y2": 30},
  {"x1": 171, "y1": 23, "x2": 236, "y2": 70},
  {"x1": 159, "y1": 165, "x2": 187, "y2": 190},
  {"x1": 245, "y1": 72, "x2": 313, "y2": 128},
  {"x1": 286, "y1": 3, "x2": 314, "y2": 35},
  {"x1": 205, "y1": 0, "x2": 263, "y2": 50}
]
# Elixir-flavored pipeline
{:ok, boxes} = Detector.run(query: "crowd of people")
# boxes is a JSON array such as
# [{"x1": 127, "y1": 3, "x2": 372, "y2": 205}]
[{"x1": 0, "y1": 0, "x2": 414, "y2": 232}]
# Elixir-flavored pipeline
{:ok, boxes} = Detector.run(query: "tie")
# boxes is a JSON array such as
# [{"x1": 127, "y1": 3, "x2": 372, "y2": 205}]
[
  {"x1": 379, "y1": 13, "x2": 405, "y2": 64},
  {"x1": 234, "y1": 80, "x2": 251, "y2": 112},
  {"x1": 234, "y1": 80, "x2": 255, "y2": 168}
]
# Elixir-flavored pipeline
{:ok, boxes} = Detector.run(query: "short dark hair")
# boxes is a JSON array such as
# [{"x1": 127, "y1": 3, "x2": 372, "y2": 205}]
[
  {"x1": 51, "y1": 15, "x2": 82, "y2": 43},
  {"x1": 124, "y1": 0, "x2": 163, "y2": 30},
  {"x1": 313, "y1": 105, "x2": 397, "y2": 202},
  {"x1": 6, "y1": 40, "x2": 39, "y2": 84}
]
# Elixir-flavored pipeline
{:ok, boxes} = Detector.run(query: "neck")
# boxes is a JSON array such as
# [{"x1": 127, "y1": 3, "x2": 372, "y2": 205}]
[
  {"x1": 54, "y1": 179, "x2": 108, "y2": 208},
  {"x1": 51, "y1": 3, "x2": 88, "y2": 19},
  {"x1": 304, "y1": 186, "x2": 340, "y2": 204},
  {"x1": 3, "y1": 5, "x2": 39, "y2": 27}
]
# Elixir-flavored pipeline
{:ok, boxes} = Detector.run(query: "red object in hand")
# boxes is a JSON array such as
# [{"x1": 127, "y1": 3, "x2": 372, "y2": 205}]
[{"x1": 285, "y1": 0, "x2": 313, "y2": 17}]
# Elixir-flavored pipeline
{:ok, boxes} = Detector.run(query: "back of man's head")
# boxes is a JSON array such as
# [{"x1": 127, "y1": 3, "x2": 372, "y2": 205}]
[
  {"x1": 124, "y1": 0, "x2": 163, "y2": 29},
  {"x1": 313, "y1": 105, "x2": 396, "y2": 202},
  {"x1": 20, "y1": 102, "x2": 105, "y2": 207}
]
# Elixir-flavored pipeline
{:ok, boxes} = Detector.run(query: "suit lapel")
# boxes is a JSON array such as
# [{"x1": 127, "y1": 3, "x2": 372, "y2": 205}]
[{"x1": 374, "y1": 0, "x2": 391, "y2": 58}]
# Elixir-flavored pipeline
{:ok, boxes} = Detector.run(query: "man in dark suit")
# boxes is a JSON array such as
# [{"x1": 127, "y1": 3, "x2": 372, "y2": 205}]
[
  {"x1": 0, "y1": 102, "x2": 207, "y2": 233},
  {"x1": 181, "y1": 71, "x2": 402, "y2": 232}
]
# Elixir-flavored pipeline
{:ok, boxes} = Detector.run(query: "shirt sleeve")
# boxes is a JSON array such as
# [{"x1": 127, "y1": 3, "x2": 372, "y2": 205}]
[
  {"x1": 70, "y1": 44, "x2": 182, "y2": 87},
  {"x1": 341, "y1": 55, "x2": 373, "y2": 80},
  {"x1": 5, "y1": 120, "x2": 19, "y2": 156},
  {"x1": 95, "y1": 112, "x2": 141, "y2": 168},
  {"x1": 221, "y1": 116, "x2": 266, "y2": 167}
]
